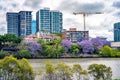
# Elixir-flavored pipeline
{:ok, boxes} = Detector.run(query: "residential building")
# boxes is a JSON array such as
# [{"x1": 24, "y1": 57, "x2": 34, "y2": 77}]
[
  {"x1": 114, "y1": 22, "x2": 120, "y2": 42},
  {"x1": 36, "y1": 31, "x2": 60, "y2": 41},
  {"x1": 6, "y1": 12, "x2": 19, "y2": 36},
  {"x1": 19, "y1": 11, "x2": 32, "y2": 36},
  {"x1": 6, "y1": 11, "x2": 32, "y2": 36},
  {"x1": 50, "y1": 10, "x2": 62, "y2": 33},
  {"x1": 32, "y1": 20, "x2": 36, "y2": 34},
  {"x1": 62, "y1": 28, "x2": 89, "y2": 43},
  {"x1": 36, "y1": 8, "x2": 51, "y2": 32},
  {"x1": 111, "y1": 42, "x2": 120, "y2": 49},
  {"x1": 36, "y1": 8, "x2": 63, "y2": 34}
]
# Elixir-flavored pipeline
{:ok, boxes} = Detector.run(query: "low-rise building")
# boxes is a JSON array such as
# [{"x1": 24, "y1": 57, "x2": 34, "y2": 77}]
[
  {"x1": 111, "y1": 42, "x2": 120, "y2": 49},
  {"x1": 36, "y1": 31, "x2": 60, "y2": 41},
  {"x1": 62, "y1": 28, "x2": 89, "y2": 43}
]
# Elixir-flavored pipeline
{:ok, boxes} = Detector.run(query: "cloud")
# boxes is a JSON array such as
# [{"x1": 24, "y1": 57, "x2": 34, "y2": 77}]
[
  {"x1": 113, "y1": 11, "x2": 120, "y2": 17},
  {"x1": 113, "y1": 1, "x2": 120, "y2": 8},
  {"x1": 57, "y1": 1, "x2": 105, "y2": 12},
  {"x1": 23, "y1": 0, "x2": 43, "y2": 9}
]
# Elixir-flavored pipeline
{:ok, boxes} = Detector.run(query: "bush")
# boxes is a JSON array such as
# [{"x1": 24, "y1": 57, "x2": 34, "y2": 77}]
[
  {"x1": 0, "y1": 55, "x2": 34, "y2": 80},
  {"x1": 88, "y1": 64, "x2": 112, "y2": 80},
  {"x1": 99, "y1": 46, "x2": 112, "y2": 57}
]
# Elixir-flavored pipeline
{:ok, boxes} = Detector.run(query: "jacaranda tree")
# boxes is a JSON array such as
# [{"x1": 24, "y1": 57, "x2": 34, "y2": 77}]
[
  {"x1": 77, "y1": 40, "x2": 94, "y2": 53},
  {"x1": 61, "y1": 39, "x2": 72, "y2": 53},
  {"x1": 23, "y1": 39, "x2": 41, "y2": 57}
]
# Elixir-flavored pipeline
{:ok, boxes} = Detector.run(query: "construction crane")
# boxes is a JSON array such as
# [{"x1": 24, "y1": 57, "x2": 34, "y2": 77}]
[{"x1": 73, "y1": 12, "x2": 102, "y2": 38}]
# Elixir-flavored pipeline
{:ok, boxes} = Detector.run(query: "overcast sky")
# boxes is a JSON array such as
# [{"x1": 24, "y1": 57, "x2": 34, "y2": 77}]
[{"x1": 0, "y1": 0, "x2": 120, "y2": 41}]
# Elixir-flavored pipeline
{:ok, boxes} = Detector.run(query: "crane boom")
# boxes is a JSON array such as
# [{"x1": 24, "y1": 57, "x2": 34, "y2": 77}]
[{"x1": 73, "y1": 12, "x2": 102, "y2": 39}]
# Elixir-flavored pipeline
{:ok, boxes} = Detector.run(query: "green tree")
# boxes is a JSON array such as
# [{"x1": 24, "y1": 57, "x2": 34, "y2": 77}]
[
  {"x1": 0, "y1": 55, "x2": 34, "y2": 80},
  {"x1": 55, "y1": 62, "x2": 72, "y2": 80},
  {"x1": 88, "y1": 64, "x2": 112, "y2": 80},
  {"x1": 70, "y1": 44, "x2": 80, "y2": 56},
  {"x1": 99, "y1": 46, "x2": 112, "y2": 57},
  {"x1": 45, "y1": 61, "x2": 55, "y2": 80},
  {"x1": 72, "y1": 64, "x2": 88, "y2": 80}
]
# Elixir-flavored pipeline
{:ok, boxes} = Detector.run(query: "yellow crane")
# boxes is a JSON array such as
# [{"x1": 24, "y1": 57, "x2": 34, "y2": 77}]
[{"x1": 73, "y1": 12, "x2": 102, "y2": 38}]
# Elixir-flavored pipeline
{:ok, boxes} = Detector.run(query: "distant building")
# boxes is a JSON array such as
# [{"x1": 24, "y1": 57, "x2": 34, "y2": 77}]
[
  {"x1": 62, "y1": 28, "x2": 89, "y2": 43},
  {"x1": 6, "y1": 11, "x2": 32, "y2": 36},
  {"x1": 19, "y1": 11, "x2": 32, "y2": 36},
  {"x1": 50, "y1": 10, "x2": 62, "y2": 33},
  {"x1": 114, "y1": 22, "x2": 120, "y2": 42},
  {"x1": 36, "y1": 8, "x2": 63, "y2": 34},
  {"x1": 32, "y1": 20, "x2": 36, "y2": 34},
  {"x1": 36, "y1": 31, "x2": 60, "y2": 41},
  {"x1": 6, "y1": 12, "x2": 19, "y2": 36},
  {"x1": 111, "y1": 42, "x2": 120, "y2": 49},
  {"x1": 36, "y1": 8, "x2": 51, "y2": 32}
]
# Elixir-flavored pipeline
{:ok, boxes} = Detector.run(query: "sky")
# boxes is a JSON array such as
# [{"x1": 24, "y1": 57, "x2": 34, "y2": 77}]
[{"x1": 0, "y1": 0, "x2": 120, "y2": 41}]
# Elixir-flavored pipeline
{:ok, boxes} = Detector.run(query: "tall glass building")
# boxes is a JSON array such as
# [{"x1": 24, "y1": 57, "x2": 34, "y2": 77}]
[
  {"x1": 36, "y1": 8, "x2": 51, "y2": 32},
  {"x1": 6, "y1": 11, "x2": 32, "y2": 36},
  {"x1": 19, "y1": 11, "x2": 32, "y2": 36},
  {"x1": 32, "y1": 20, "x2": 36, "y2": 34},
  {"x1": 50, "y1": 11, "x2": 62, "y2": 33},
  {"x1": 36, "y1": 8, "x2": 63, "y2": 33},
  {"x1": 6, "y1": 12, "x2": 19, "y2": 36},
  {"x1": 114, "y1": 22, "x2": 120, "y2": 42}
]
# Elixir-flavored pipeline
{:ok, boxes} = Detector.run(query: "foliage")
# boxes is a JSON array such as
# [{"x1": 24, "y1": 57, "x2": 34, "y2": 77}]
[
  {"x1": 91, "y1": 37, "x2": 110, "y2": 53},
  {"x1": 38, "y1": 39, "x2": 65, "y2": 57},
  {"x1": 19, "y1": 49, "x2": 32, "y2": 58},
  {"x1": 0, "y1": 34, "x2": 22, "y2": 50},
  {"x1": 55, "y1": 62, "x2": 72, "y2": 80},
  {"x1": 77, "y1": 40, "x2": 94, "y2": 53},
  {"x1": 88, "y1": 64, "x2": 112, "y2": 80},
  {"x1": 23, "y1": 39, "x2": 41, "y2": 57},
  {"x1": 70, "y1": 44, "x2": 80, "y2": 55},
  {"x1": 0, "y1": 55, "x2": 34, "y2": 80},
  {"x1": 61, "y1": 39, "x2": 72, "y2": 52},
  {"x1": 45, "y1": 61, "x2": 56, "y2": 80},
  {"x1": 99, "y1": 46, "x2": 112, "y2": 57},
  {"x1": 72, "y1": 64, "x2": 88, "y2": 80}
]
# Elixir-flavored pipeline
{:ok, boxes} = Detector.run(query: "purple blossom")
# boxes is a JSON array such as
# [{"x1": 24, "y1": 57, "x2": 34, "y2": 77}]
[
  {"x1": 61, "y1": 39, "x2": 72, "y2": 52},
  {"x1": 91, "y1": 37, "x2": 110, "y2": 50},
  {"x1": 24, "y1": 39, "x2": 41, "y2": 54},
  {"x1": 91, "y1": 37, "x2": 103, "y2": 50},
  {"x1": 77, "y1": 40, "x2": 94, "y2": 53},
  {"x1": 101, "y1": 40, "x2": 110, "y2": 46}
]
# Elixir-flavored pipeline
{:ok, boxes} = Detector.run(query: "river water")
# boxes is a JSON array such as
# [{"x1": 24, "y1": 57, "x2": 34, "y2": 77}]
[{"x1": 28, "y1": 58, "x2": 120, "y2": 79}]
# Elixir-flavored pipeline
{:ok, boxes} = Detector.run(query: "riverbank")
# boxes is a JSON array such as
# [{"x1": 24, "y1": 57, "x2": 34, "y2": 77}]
[{"x1": 29, "y1": 58, "x2": 120, "y2": 79}]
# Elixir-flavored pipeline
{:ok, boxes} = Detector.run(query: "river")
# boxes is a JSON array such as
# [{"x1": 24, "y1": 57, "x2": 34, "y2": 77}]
[{"x1": 28, "y1": 58, "x2": 120, "y2": 79}]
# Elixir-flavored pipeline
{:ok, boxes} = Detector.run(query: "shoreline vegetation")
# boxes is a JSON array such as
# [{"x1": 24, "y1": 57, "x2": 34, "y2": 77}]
[
  {"x1": 0, "y1": 34, "x2": 120, "y2": 59},
  {"x1": 0, "y1": 56, "x2": 119, "y2": 80}
]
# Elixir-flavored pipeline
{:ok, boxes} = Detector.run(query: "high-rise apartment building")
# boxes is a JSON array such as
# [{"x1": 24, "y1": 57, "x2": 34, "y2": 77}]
[
  {"x1": 6, "y1": 11, "x2": 32, "y2": 36},
  {"x1": 114, "y1": 22, "x2": 120, "y2": 42},
  {"x1": 36, "y1": 8, "x2": 62, "y2": 33},
  {"x1": 50, "y1": 11, "x2": 62, "y2": 33},
  {"x1": 19, "y1": 11, "x2": 32, "y2": 36},
  {"x1": 6, "y1": 12, "x2": 19, "y2": 36},
  {"x1": 36, "y1": 8, "x2": 51, "y2": 32}
]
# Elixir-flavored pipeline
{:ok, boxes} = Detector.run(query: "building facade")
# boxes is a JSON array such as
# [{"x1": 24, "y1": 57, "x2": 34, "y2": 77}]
[
  {"x1": 36, "y1": 8, "x2": 62, "y2": 34},
  {"x1": 36, "y1": 8, "x2": 51, "y2": 32},
  {"x1": 36, "y1": 31, "x2": 60, "y2": 41},
  {"x1": 6, "y1": 11, "x2": 32, "y2": 36},
  {"x1": 6, "y1": 12, "x2": 19, "y2": 36},
  {"x1": 50, "y1": 11, "x2": 62, "y2": 33},
  {"x1": 19, "y1": 11, "x2": 32, "y2": 36},
  {"x1": 114, "y1": 22, "x2": 120, "y2": 42},
  {"x1": 32, "y1": 20, "x2": 36, "y2": 34},
  {"x1": 62, "y1": 28, "x2": 89, "y2": 43}
]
